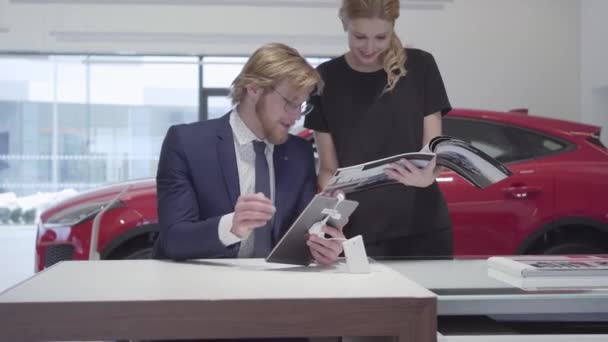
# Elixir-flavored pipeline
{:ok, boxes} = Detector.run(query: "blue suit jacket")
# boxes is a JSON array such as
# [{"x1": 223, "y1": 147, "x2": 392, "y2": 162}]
[{"x1": 152, "y1": 114, "x2": 317, "y2": 260}]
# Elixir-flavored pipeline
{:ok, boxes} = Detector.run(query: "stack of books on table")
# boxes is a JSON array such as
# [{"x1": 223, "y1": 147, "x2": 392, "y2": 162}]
[{"x1": 487, "y1": 255, "x2": 608, "y2": 290}]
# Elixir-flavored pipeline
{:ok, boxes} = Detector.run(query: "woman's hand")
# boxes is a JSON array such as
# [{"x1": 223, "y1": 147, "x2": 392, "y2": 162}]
[{"x1": 384, "y1": 156, "x2": 437, "y2": 188}]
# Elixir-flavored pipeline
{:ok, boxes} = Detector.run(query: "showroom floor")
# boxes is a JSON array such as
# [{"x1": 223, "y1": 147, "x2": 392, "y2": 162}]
[{"x1": 0, "y1": 225, "x2": 36, "y2": 292}]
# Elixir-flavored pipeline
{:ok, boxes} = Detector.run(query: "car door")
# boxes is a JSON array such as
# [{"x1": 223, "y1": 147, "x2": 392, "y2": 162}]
[{"x1": 441, "y1": 117, "x2": 555, "y2": 256}]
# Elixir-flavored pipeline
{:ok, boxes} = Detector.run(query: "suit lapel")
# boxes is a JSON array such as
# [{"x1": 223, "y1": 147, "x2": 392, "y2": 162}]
[{"x1": 216, "y1": 115, "x2": 240, "y2": 206}]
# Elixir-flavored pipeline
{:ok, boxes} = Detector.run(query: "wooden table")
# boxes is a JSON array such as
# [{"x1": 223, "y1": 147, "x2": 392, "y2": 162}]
[{"x1": 0, "y1": 259, "x2": 437, "y2": 341}]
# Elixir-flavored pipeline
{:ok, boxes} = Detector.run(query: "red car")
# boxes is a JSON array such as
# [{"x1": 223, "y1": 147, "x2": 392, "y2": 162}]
[{"x1": 35, "y1": 109, "x2": 608, "y2": 271}]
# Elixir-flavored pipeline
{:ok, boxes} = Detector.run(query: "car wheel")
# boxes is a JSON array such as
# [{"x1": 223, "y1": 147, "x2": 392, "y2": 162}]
[
  {"x1": 109, "y1": 236, "x2": 155, "y2": 260},
  {"x1": 123, "y1": 246, "x2": 153, "y2": 259},
  {"x1": 541, "y1": 241, "x2": 607, "y2": 255}
]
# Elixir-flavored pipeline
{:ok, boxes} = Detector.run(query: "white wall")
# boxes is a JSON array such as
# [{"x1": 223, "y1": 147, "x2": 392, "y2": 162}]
[
  {"x1": 399, "y1": 0, "x2": 581, "y2": 121},
  {"x1": 581, "y1": 0, "x2": 608, "y2": 144},
  {"x1": 0, "y1": 0, "x2": 583, "y2": 122}
]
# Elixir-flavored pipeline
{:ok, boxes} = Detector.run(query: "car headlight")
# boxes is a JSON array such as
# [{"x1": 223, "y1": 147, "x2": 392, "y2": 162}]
[{"x1": 45, "y1": 200, "x2": 124, "y2": 226}]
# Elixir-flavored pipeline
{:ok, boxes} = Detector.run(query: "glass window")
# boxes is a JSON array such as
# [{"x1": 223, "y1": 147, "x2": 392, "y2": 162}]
[
  {"x1": 201, "y1": 56, "x2": 330, "y2": 122},
  {"x1": 443, "y1": 117, "x2": 567, "y2": 164},
  {"x1": 202, "y1": 57, "x2": 248, "y2": 88},
  {"x1": 207, "y1": 96, "x2": 232, "y2": 120},
  {"x1": 0, "y1": 53, "x2": 330, "y2": 224},
  {"x1": 0, "y1": 55, "x2": 198, "y2": 198},
  {"x1": 201, "y1": 56, "x2": 330, "y2": 89}
]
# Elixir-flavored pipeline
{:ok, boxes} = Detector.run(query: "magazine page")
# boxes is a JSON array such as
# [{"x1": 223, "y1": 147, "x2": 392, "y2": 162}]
[
  {"x1": 322, "y1": 152, "x2": 434, "y2": 194},
  {"x1": 432, "y1": 138, "x2": 513, "y2": 189},
  {"x1": 428, "y1": 135, "x2": 455, "y2": 151},
  {"x1": 488, "y1": 255, "x2": 608, "y2": 278},
  {"x1": 322, "y1": 135, "x2": 513, "y2": 194}
]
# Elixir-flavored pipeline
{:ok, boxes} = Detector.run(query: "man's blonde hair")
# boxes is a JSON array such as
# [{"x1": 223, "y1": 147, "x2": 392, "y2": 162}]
[
  {"x1": 339, "y1": 0, "x2": 407, "y2": 93},
  {"x1": 230, "y1": 43, "x2": 323, "y2": 105}
]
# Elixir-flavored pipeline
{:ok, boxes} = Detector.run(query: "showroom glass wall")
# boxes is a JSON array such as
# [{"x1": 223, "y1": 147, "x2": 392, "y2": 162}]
[{"x1": 0, "y1": 54, "x2": 328, "y2": 223}]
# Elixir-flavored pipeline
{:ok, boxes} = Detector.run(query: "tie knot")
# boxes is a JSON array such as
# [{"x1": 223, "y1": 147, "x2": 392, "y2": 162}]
[{"x1": 253, "y1": 140, "x2": 266, "y2": 155}]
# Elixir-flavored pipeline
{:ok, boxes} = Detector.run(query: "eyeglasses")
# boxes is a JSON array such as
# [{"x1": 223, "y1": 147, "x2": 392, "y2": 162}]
[{"x1": 271, "y1": 87, "x2": 314, "y2": 116}]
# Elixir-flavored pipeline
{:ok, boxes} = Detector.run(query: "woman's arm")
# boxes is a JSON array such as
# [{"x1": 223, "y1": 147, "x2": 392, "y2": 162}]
[
  {"x1": 384, "y1": 111, "x2": 445, "y2": 188},
  {"x1": 423, "y1": 112, "x2": 442, "y2": 145},
  {"x1": 313, "y1": 131, "x2": 339, "y2": 190},
  {"x1": 423, "y1": 112, "x2": 444, "y2": 177}
]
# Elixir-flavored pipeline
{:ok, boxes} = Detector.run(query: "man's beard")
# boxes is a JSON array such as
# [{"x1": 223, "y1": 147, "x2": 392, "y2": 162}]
[{"x1": 255, "y1": 98, "x2": 288, "y2": 145}]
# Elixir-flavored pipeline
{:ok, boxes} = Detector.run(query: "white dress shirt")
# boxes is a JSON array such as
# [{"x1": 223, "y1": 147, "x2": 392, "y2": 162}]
[{"x1": 218, "y1": 109, "x2": 276, "y2": 246}]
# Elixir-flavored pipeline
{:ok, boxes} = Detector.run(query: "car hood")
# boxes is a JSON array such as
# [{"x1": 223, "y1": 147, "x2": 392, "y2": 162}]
[{"x1": 39, "y1": 178, "x2": 157, "y2": 221}]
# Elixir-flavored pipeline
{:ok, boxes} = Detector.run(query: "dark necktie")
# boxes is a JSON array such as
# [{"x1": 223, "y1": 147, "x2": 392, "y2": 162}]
[{"x1": 239, "y1": 140, "x2": 273, "y2": 258}]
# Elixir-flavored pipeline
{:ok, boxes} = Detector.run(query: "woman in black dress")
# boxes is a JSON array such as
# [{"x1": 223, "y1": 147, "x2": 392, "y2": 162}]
[{"x1": 305, "y1": 0, "x2": 453, "y2": 257}]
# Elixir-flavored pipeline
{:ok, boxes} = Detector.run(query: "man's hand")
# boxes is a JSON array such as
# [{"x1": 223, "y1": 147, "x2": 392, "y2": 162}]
[
  {"x1": 384, "y1": 156, "x2": 437, "y2": 188},
  {"x1": 230, "y1": 193, "x2": 275, "y2": 238},
  {"x1": 307, "y1": 224, "x2": 346, "y2": 265}
]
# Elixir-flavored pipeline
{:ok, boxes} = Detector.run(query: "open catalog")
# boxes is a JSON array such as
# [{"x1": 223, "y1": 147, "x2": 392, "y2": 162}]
[{"x1": 323, "y1": 135, "x2": 513, "y2": 194}]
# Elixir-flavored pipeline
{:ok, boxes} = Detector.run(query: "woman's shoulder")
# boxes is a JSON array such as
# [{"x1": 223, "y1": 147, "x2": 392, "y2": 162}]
[
  {"x1": 316, "y1": 55, "x2": 348, "y2": 75},
  {"x1": 404, "y1": 47, "x2": 435, "y2": 64},
  {"x1": 404, "y1": 48, "x2": 441, "y2": 73}
]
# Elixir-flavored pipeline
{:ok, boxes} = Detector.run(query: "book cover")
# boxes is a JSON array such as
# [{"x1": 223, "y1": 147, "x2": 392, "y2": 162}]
[
  {"x1": 488, "y1": 268, "x2": 608, "y2": 290},
  {"x1": 487, "y1": 255, "x2": 608, "y2": 278},
  {"x1": 323, "y1": 135, "x2": 513, "y2": 194}
]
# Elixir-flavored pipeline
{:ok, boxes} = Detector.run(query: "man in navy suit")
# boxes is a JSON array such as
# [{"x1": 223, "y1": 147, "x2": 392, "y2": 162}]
[{"x1": 152, "y1": 43, "x2": 345, "y2": 265}]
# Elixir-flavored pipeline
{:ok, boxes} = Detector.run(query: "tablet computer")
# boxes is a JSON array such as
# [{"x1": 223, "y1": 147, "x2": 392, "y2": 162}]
[{"x1": 266, "y1": 194, "x2": 358, "y2": 266}]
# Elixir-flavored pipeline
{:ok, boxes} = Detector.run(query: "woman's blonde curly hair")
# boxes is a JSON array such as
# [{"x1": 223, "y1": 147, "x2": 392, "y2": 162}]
[{"x1": 339, "y1": 0, "x2": 407, "y2": 93}]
